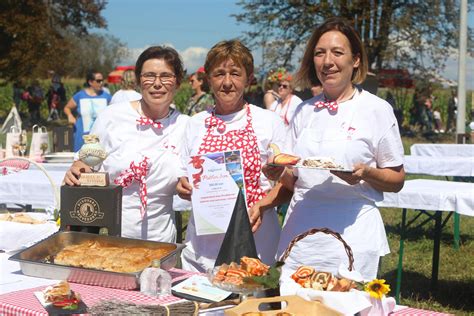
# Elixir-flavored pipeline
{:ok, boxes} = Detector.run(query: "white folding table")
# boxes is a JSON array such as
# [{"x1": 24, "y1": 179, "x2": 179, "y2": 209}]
[
  {"x1": 376, "y1": 179, "x2": 474, "y2": 302},
  {"x1": 408, "y1": 144, "x2": 474, "y2": 249},
  {"x1": 0, "y1": 163, "x2": 68, "y2": 210},
  {"x1": 403, "y1": 155, "x2": 474, "y2": 177},
  {"x1": 410, "y1": 143, "x2": 474, "y2": 158}
]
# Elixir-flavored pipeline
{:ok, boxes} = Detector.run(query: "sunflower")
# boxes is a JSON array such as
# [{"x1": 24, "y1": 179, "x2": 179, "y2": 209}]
[{"x1": 364, "y1": 279, "x2": 390, "y2": 299}]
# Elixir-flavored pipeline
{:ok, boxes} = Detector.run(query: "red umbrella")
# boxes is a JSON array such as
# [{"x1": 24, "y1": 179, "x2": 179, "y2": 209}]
[{"x1": 107, "y1": 66, "x2": 135, "y2": 84}]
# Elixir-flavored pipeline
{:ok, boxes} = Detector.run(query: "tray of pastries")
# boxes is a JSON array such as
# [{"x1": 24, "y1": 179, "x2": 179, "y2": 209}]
[
  {"x1": 9, "y1": 231, "x2": 185, "y2": 290},
  {"x1": 209, "y1": 257, "x2": 270, "y2": 294}
]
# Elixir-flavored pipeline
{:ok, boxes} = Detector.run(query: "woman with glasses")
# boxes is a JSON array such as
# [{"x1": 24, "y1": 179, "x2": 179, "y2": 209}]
[
  {"x1": 186, "y1": 68, "x2": 214, "y2": 116},
  {"x1": 64, "y1": 71, "x2": 112, "y2": 152},
  {"x1": 64, "y1": 46, "x2": 189, "y2": 243},
  {"x1": 268, "y1": 69, "x2": 303, "y2": 128},
  {"x1": 176, "y1": 40, "x2": 285, "y2": 272},
  {"x1": 253, "y1": 17, "x2": 405, "y2": 282}
]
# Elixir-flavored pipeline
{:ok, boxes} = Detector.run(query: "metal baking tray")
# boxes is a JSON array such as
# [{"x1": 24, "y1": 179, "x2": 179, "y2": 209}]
[{"x1": 9, "y1": 231, "x2": 186, "y2": 290}]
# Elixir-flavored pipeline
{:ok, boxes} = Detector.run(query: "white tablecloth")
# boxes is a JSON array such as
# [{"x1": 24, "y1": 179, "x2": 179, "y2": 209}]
[
  {"x1": 403, "y1": 155, "x2": 474, "y2": 177},
  {"x1": 377, "y1": 179, "x2": 474, "y2": 216},
  {"x1": 410, "y1": 143, "x2": 474, "y2": 157},
  {"x1": 0, "y1": 163, "x2": 67, "y2": 209},
  {"x1": 0, "y1": 252, "x2": 58, "y2": 295}
]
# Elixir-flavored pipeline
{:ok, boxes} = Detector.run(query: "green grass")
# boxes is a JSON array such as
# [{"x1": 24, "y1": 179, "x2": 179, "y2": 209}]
[{"x1": 379, "y1": 208, "x2": 474, "y2": 314}]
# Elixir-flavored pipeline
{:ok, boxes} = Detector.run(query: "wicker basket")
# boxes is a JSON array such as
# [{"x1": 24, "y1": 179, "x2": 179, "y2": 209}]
[{"x1": 279, "y1": 227, "x2": 354, "y2": 272}]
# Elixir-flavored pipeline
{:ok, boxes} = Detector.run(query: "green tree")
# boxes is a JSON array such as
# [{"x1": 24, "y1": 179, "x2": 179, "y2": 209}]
[
  {"x1": 234, "y1": 0, "x2": 473, "y2": 82},
  {"x1": 0, "y1": 0, "x2": 127, "y2": 81},
  {"x1": 63, "y1": 33, "x2": 129, "y2": 78}
]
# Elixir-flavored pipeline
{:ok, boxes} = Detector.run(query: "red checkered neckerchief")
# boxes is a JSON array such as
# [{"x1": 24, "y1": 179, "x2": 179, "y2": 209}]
[
  {"x1": 314, "y1": 98, "x2": 338, "y2": 112},
  {"x1": 114, "y1": 156, "x2": 150, "y2": 219},
  {"x1": 204, "y1": 114, "x2": 226, "y2": 133},
  {"x1": 314, "y1": 88, "x2": 359, "y2": 112},
  {"x1": 136, "y1": 116, "x2": 163, "y2": 129},
  {"x1": 198, "y1": 105, "x2": 265, "y2": 208}
]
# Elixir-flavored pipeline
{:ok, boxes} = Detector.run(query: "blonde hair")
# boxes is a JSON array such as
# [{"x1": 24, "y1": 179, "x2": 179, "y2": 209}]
[{"x1": 121, "y1": 70, "x2": 137, "y2": 90}]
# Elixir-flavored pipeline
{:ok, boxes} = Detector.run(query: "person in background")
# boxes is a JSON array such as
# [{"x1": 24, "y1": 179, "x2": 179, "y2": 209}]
[
  {"x1": 102, "y1": 82, "x2": 111, "y2": 95},
  {"x1": 446, "y1": 88, "x2": 457, "y2": 133},
  {"x1": 64, "y1": 71, "x2": 112, "y2": 152},
  {"x1": 24, "y1": 80, "x2": 44, "y2": 126},
  {"x1": 263, "y1": 70, "x2": 281, "y2": 109},
  {"x1": 186, "y1": 68, "x2": 213, "y2": 116},
  {"x1": 110, "y1": 69, "x2": 142, "y2": 104},
  {"x1": 12, "y1": 81, "x2": 23, "y2": 108},
  {"x1": 64, "y1": 46, "x2": 189, "y2": 242},
  {"x1": 268, "y1": 69, "x2": 303, "y2": 128},
  {"x1": 253, "y1": 17, "x2": 405, "y2": 282},
  {"x1": 245, "y1": 84, "x2": 265, "y2": 109},
  {"x1": 176, "y1": 39, "x2": 285, "y2": 272},
  {"x1": 433, "y1": 106, "x2": 443, "y2": 133},
  {"x1": 311, "y1": 84, "x2": 323, "y2": 97},
  {"x1": 46, "y1": 74, "x2": 67, "y2": 121},
  {"x1": 386, "y1": 91, "x2": 403, "y2": 129}
]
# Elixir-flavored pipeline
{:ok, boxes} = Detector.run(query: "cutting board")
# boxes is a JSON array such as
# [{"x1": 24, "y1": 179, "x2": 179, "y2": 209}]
[{"x1": 224, "y1": 295, "x2": 342, "y2": 315}]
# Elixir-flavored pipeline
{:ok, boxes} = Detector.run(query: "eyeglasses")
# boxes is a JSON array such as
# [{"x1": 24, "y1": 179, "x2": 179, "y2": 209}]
[
  {"x1": 278, "y1": 84, "x2": 289, "y2": 89},
  {"x1": 94, "y1": 79, "x2": 104, "y2": 83},
  {"x1": 141, "y1": 72, "x2": 176, "y2": 85}
]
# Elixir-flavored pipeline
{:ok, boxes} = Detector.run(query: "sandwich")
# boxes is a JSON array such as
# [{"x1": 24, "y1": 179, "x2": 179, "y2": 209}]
[{"x1": 43, "y1": 281, "x2": 81, "y2": 308}]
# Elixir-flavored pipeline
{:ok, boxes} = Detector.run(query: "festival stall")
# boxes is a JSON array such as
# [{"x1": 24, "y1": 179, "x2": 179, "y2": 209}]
[{"x1": 0, "y1": 147, "x2": 462, "y2": 315}]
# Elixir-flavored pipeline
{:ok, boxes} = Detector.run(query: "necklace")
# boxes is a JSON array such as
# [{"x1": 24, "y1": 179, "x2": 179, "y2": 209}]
[{"x1": 324, "y1": 87, "x2": 358, "y2": 103}]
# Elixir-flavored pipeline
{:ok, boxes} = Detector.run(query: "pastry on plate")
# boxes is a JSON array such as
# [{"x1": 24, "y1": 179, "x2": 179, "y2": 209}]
[{"x1": 273, "y1": 153, "x2": 301, "y2": 166}]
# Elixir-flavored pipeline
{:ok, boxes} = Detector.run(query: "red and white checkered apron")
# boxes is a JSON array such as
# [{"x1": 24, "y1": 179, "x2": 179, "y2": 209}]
[{"x1": 198, "y1": 105, "x2": 265, "y2": 208}]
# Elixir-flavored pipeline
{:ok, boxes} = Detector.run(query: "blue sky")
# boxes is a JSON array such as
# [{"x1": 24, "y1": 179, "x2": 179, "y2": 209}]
[{"x1": 98, "y1": 0, "x2": 473, "y2": 88}]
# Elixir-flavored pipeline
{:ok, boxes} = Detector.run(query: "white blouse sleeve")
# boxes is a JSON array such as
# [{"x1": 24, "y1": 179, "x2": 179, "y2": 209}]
[{"x1": 376, "y1": 121, "x2": 404, "y2": 168}]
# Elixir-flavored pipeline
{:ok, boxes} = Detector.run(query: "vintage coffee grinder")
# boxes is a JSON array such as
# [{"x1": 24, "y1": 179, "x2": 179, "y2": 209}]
[{"x1": 60, "y1": 135, "x2": 122, "y2": 236}]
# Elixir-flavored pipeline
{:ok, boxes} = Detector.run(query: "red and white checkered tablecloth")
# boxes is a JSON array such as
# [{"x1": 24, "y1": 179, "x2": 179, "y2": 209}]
[
  {"x1": 391, "y1": 307, "x2": 454, "y2": 316},
  {"x1": 0, "y1": 268, "x2": 455, "y2": 316},
  {"x1": 0, "y1": 268, "x2": 197, "y2": 316}
]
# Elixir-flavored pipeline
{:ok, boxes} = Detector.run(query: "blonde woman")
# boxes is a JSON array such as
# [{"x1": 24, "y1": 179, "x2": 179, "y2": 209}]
[
  {"x1": 110, "y1": 69, "x2": 142, "y2": 104},
  {"x1": 268, "y1": 69, "x2": 303, "y2": 127}
]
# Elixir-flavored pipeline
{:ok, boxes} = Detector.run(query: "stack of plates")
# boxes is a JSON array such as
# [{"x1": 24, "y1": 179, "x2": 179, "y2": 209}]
[{"x1": 43, "y1": 152, "x2": 75, "y2": 163}]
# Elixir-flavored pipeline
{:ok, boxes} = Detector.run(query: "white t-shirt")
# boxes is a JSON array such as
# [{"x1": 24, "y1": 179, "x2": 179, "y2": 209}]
[
  {"x1": 91, "y1": 102, "x2": 189, "y2": 242},
  {"x1": 270, "y1": 94, "x2": 303, "y2": 126},
  {"x1": 279, "y1": 89, "x2": 404, "y2": 281},
  {"x1": 110, "y1": 89, "x2": 142, "y2": 104},
  {"x1": 179, "y1": 104, "x2": 286, "y2": 272}
]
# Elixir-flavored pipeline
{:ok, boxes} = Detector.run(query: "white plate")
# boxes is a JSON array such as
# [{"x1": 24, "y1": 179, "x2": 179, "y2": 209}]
[
  {"x1": 44, "y1": 152, "x2": 75, "y2": 163},
  {"x1": 294, "y1": 164, "x2": 353, "y2": 173},
  {"x1": 269, "y1": 163, "x2": 352, "y2": 173}
]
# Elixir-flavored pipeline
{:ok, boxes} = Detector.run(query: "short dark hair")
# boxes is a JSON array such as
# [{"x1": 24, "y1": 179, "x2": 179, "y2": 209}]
[
  {"x1": 295, "y1": 17, "x2": 368, "y2": 88},
  {"x1": 135, "y1": 46, "x2": 184, "y2": 85},
  {"x1": 195, "y1": 71, "x2": 210, "y2": 93},
  {"x1": 204, "y1": 40, "x2": 254, "y2": 79},
  {"x1": 85, "y1": 71, "x2": 101, "y2": 87}
]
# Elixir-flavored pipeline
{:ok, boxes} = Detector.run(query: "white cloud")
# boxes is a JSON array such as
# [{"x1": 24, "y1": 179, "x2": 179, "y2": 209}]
[
  {"x1": 120, "y1": 45, "x2": 208, "y2": 74},
  {"x1": 179, "y1": 47, "x2": 208, "y2": 73}
]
